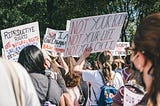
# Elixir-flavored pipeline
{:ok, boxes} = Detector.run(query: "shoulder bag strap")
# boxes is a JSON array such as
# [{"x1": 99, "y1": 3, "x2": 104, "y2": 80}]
[
  {"x1": 46, "y1": 76, "x2": 51, "y2": 101},
  {"x1": 78, "y1": 84, "x2": 84, "y2": 96}
]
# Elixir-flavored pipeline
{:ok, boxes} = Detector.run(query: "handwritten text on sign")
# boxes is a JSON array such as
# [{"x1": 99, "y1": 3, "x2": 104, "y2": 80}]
[
  {"x1": 1, "y1": 22, "x2": 40, "y2": 61},
  {"x1": 110, "y1": 42, "x2": 130, "y2": 56},
  {"x1": 124, "y1": 87, "x2": 144, "y2": 106},
  {"x1": 42, "y1": 28, "x2": 68, "y2": 53},
  {"x1": 65, "y1": 12, "x2": 127, "y2": 57}
]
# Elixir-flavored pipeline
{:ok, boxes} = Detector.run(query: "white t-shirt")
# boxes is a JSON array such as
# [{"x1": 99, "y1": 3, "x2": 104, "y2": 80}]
[
  {"x1": 112, "y1": 71, "x2": 124, "y2": 90},
  {"x1": 0, "y1": 58, "x2": 40, "y2": 106},
  {"x1": 82, "y1": 70, "x2": 124, "y2": 105},
  {"x1": 82, "y1": 70, "x2": 103, "y2": 105}
]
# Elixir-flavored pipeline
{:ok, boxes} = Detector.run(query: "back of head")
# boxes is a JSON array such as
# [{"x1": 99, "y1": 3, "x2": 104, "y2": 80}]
[
  {"x1": 98, "y1": 51, "x2": 112, "y2": 81},
  {"x1": 98, "y1": 50, "x2": 113, "y2": 65},
  {"x1": 91, "y1": 60, "x2": 99, "y2": 70},
  {"x1": 18, "y1": 45, "x2": 45, "y2": 74},
  {"x1": 63, "y1": 56, "x2": 76, "y2": 71}
]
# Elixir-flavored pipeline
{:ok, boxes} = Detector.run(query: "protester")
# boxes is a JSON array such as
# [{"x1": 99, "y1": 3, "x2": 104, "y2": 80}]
[
  {"x1": 42, "y1": 50, "x2": 68, "y2": 93},
  {"x1": 128, "y1": 13, "x2": 160, "y2": 105},
  {"x1": 45, "y1": 51, "x2": 69, "y2": 79},
  {"x1": 112, "y1": 56, "x2": 125, "y2": 74},
  {"x1": 63, "y1": 56, "x2": 83, "y2": 106},
  {"x1": 73, "y1": 48, "x2": 124, "y2": 105},
  {"x1": 121, "y1": 55, "x2": 133, "y2": 84},
  {"x1": 91, "y1": 60, "x2": 99, "y2": 70},
  {"x1": 112, "y1": 67, "x2": 145, "y2": 106},
  {"x1": 42, "y1": 50, "x2": 73, "y2": 106},
  {"x1": 18, "y1": 45, "x2": 62, "y2": 106},
  {"x1": 0, "y1": 58, "x2": 40, "y2": 106}
]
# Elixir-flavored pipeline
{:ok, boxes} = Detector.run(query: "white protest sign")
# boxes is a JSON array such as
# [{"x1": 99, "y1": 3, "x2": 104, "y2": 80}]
[
  {"x1": 1, "y1": 22, "x2": 41, "y2": 61},
  {"x1": 64, "y1": 12, "x2": 127, "y2": 57},
  {"x1": 110, "y1": 42, "x2": 130, "y2": 56},
  {"x1": 42, "y1": 28, "x2": 68, "y2": 54},
  {"x1": 66, "y1": 20, "x2": 70, "y2": 31},
  {"x1": 124, "y1": 87, "x2": 144, "y2": 106}
]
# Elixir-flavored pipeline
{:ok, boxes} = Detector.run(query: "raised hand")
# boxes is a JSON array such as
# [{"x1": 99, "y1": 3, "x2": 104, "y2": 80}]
[{"x1": 83, "y1": 47, "x2": 92, "y2": 59}]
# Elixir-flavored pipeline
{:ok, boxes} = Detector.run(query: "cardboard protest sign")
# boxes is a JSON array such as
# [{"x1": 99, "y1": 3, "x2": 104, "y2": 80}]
[
  {"x1": 110, "y1": 42, "x2": 130, "y2": 56},
  {"x1": 124, "y1": 87, "x2": 144, "y2": 106},
  {"x1": 64, "y1": 12, "x2": 127, "y2": 57},
  {"x1": 1, "y1": 22, "x2": 40, "y2": 61},
  {"x1": 42, "y1": 28, "x2": 68, "y2": 55}
]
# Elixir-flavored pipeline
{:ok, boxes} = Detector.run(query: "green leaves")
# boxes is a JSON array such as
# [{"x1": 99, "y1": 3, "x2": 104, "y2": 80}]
[{"x1": 0, "y1": 0, "x2": 160, "y2": 56}]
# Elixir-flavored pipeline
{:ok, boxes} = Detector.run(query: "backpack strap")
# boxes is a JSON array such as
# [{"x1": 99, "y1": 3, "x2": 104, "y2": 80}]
[
  {"x1": 98, "y1": 70, "x2": 106, "y2": 84},
  {"x1": 92, "y1": 87, "x2": 98, "y2": 104},
  {"x1": 91, "y1": 70, "x2": 105, "y2": 104}
]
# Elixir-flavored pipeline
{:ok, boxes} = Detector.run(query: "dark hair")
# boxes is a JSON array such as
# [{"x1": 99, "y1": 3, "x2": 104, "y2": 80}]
[
  {"x1": 18, "y1": 45, "x2": 45, "y2": 74},
  {"x1": 133, "y1": 13, "x2": 160, "y2": 104},
  {"x1": 91, "y1": 60, "x2": 99, "y2": 70}
]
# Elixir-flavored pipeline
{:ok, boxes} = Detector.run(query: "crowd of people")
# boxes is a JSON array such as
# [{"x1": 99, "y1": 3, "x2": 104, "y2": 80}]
[{"x1": 1, "y1": 12, "x2": 160, "y2": 106}]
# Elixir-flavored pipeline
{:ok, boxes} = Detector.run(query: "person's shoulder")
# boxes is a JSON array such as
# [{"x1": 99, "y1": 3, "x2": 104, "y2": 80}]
[
  {"x1": 114, "y1": 71, "x2": 122, "y2": 77},
  {"x1": 0, "y1": 58, "x2": 29, "y2": 76},
  {"x1": 82, "y1": 69, "x2": 101, "y2": 79},
  {"x1": 83, "y1": 69, "x2": 99, "y2": 73},
  {"x1": 30, "y1": 73, "x2": 47, "y2": 79}
]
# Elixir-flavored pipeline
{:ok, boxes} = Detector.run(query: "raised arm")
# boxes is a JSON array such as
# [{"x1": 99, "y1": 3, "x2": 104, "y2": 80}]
[
  {"x1": 73, "y1": 47, "x2": 92, "y2": 74},
  {"x1": 57, "y1": 53, "x2": 69, "y2": 75}
]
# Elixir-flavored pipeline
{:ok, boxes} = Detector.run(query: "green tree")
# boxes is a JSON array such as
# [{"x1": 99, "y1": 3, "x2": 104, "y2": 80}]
[{"x1": 0, "y1": 0, "x2": 160, "y2": 57}]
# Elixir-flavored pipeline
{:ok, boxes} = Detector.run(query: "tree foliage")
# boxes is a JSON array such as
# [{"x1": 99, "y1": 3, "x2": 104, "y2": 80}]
[{"x1": 0, "y1": 0, "x2": 160, "y2": 56}]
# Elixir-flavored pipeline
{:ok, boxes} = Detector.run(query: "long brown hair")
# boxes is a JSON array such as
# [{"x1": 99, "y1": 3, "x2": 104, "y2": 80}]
[
  {"x1": 134, "y1": 13, "x2": 160, "y2": 105},
  {"x1": 63, "y1": 56, "x2": 81, "y2": 87}
]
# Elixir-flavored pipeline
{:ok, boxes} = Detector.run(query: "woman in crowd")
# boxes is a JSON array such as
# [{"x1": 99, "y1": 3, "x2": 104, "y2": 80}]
[
  {"x1": 18, "y1": 45, "x2": 62, "y2": 106},
  {"x1": 63, "y1": 56, "x2": 83, "y2": 106},
  {"x1": 129, "y1": 13, "x2": 160, "y2": 105},
  {"x1": 42, "y1": 50, "x2": 73, "y2": 106},
  {"x1": 73, "y1": 48, "x2": 124, "y2": 105}
]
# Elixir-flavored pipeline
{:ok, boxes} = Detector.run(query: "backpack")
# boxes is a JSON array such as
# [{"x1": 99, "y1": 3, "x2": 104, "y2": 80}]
[{"x1": 93, "y1": 71, "x2": 117, "y2": 106}]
